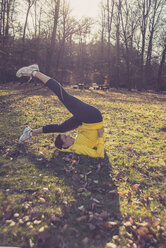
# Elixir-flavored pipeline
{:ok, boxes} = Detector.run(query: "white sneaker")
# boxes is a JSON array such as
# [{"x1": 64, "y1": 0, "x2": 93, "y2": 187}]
[
  {"x1": 19, "y1": 126, "x2": 32, "y2": 144},
  {"x1": 16, "y1": 64, "x2": 39, "y2": 78}
]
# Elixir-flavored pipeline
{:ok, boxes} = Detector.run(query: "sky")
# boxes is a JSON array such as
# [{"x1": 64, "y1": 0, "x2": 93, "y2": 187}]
[{"x1": 69, "y1": 0, "x2": 101, "y2": 19}]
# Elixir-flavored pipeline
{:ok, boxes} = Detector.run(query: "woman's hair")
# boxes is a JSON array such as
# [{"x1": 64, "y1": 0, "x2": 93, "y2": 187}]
[{"x1": 55, "y1": 134, "x2": 64, "y2": 149}]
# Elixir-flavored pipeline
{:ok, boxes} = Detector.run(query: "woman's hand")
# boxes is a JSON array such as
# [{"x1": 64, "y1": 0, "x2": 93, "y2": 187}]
[{"x1": 97, "y1": 127, "x2": 104, "y2": 137}]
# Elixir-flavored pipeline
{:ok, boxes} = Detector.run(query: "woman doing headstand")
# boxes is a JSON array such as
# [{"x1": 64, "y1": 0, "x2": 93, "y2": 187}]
[{"x1": 16, "y1": 64, "x2": 104, "y2": 158}]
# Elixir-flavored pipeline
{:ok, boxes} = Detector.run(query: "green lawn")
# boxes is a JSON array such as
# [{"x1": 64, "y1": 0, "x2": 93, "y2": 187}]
[{"x1": 0, "y1": 83, "x2": 166, "y2": 248}]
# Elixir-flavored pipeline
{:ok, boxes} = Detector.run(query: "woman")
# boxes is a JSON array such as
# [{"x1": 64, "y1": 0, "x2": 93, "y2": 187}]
[{"x1": 16, "y1": 64, "x2": 104, "y2": 158}]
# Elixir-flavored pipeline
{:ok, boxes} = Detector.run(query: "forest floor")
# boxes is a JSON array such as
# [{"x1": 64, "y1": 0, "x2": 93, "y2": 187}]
[{"x1": 0, "y1": 82, "x2": 166, "y2": 248}]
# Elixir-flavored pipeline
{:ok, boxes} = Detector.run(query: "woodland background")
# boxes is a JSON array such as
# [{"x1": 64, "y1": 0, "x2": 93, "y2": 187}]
[{"x1": 0, "y1": 0, "x2": 166, "y2": 91}]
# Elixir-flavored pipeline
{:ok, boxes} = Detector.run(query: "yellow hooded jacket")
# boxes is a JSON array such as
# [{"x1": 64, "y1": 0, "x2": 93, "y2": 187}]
[{"x1": 59, "y1": 121, "x2": 104, "y2": 158}]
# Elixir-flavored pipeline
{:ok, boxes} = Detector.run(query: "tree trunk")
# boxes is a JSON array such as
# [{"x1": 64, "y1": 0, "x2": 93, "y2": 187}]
[
  {"x1": 106, "y1": 0, "x2": 114, "y2": 86},
  {"x1": 0, "y1": 0, "x2": 2, "y2": 38},
  {"x1": 139, "y1": 0, "x2": 151, "y2": 90},
  {"x1": 115, "y1": 0, "x2": 121, "y2": 89},
  {"x1": 100, "y1": 2, "x2": 105, "y2": 75},
  {"x1": 145, "y1": 0, "x2": 164, "y2": 87},
  {"x1": 5, "y1": 0, "x2": 10, "y2": 41},
  {"x1": 22, "y1": 1, "x2": 31, "y2": 43},
  {"x1": 2, "y1": 0, "x2": 5, "y2": 47},
  {"x1": 46, "y1": 0, "x2": 60, "y2": 75},
  {"x1": 157, "y1": 43, "x2": 166, "y2": 91}
]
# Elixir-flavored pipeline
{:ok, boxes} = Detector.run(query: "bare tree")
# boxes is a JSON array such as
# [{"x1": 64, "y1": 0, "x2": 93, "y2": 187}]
[
  {"x1": 114, "y1": 0, "x2": 121, "y2": 88},
  {"x1": 157, "y1": 33, "x2": 166, "y2": 91},
  {"x1": 99, "y1": 0, "x2": 106, "y2": 64},
  {"x1": 106, "y1": 0, "x2": 115, "y2": 85},
  {"x1": 120, "y1": 0, "x2": 139, "y2": 90},
  {"x1": 136, "y1": 0, "x2": 152, "y2": 89},
  {"x1": 45, "y1": 0, "x2": 60, "y2": 74},
  {"x1": 145, "y1": 0, "x2": 165, "y2": 83},
  {"x1": 75, "y1": 18, "x2": 92, "y2": 83},
  {"x1": 55, "y1": 0, "x2": 71, "y2": 74},
  {"x1": 0, "y1": 0, "x2": 14, "y2": 47},
  {"x1": 22, "y1": 0, "x2": 36, "y2": 43}
]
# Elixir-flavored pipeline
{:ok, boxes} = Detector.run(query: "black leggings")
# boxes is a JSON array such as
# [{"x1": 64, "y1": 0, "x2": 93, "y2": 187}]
[{"x1": 43, "y1": 79, "x2": 102, "y2": 133}]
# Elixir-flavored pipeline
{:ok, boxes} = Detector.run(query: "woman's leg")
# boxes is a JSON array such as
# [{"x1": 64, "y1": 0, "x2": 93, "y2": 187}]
[
  {"x1": 33, "y1": 71, "x2": 50, "y2": 84},
  {"x1": 33, "y1": 72, "x2": 102, "y2": 124}
]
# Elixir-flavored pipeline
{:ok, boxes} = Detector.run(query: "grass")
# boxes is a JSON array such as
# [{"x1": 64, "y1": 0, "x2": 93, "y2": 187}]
[{"x1": 0, "y1": 82, "x2": 166, "y2": 248}]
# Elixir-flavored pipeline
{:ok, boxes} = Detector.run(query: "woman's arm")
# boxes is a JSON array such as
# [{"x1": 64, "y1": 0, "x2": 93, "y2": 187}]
[
  {"x1": 97, "y1": 127, "x2": 104, "y2": 137},
  {"x1": 71, "y1": 128, "x2": 105, "y2": 158},
  {"x1": 71, "y1": 137, "x2": 104, "y2": 158}
]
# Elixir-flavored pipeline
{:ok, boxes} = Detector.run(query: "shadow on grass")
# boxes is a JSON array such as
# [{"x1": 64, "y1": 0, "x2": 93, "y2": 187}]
[
  {"x1": 0, "y1": 83, "x2": 45, "y2": 104},
  {"x1": 1, "y1": 83, "x2": 165, "y2": 248},
  {"x1": 15, "y1": 146, "x2": 121, "y2": 248},
  {"x1": 0, "y1": 83, "x2": 121, "y2": 247},
  {"x1": 90, "y1": 88, "x2": 166, "y2": 102},
  {"x1": 1, "y1": 83, "x2": 165, "y2": 109}
]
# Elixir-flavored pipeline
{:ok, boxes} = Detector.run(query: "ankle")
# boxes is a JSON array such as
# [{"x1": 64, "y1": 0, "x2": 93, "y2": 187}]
[
  {"x1": 32, "y1": 71, "x2": 37, "y2": 77},
  {"x1": 32, "y1": 127, "x2": 43, "y2": 136}
]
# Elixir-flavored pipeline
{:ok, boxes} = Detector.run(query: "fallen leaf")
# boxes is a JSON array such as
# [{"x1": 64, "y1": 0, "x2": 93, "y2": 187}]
[
  {"x1": 89, "y1": 223, "x2": 96, "y2": 230},
  {"x1": 39, "y1": 227, "x2": 45, "y2": 232},
  {"x1": 129, "y1": 217, "x2": 134, "y2": 225},
  {"x1": 23, "y1": 216, "x2": 30, "y2": 222},
  {"x1": 159, "y1": 193, "x2": 166, "y2": 206},
  {"x1": 29, "y1": 239, "x2": 34, "y2": 248},
  {"x1": 82, "y1": 237, "x2": 89, "y2": 245},
  {"x1": 132, "y1": 184, "x2": 139, "y2": 191},
  {"x1": 153, "y1": 217, "x2": 160, "y2": 227},
  {"x1": 38, "y1": 197, "x2": 46, "y2": 203},
  {"x1": 72, "y1": 174, "x2": 79, "y2": 181},
  {"x1": 105, "y1": 242, "x2": 117, "y2": 248},
  {"x1": 76, "y1": 215, "x2": 87, "y2": 222},
  {"x1": 124, "y1": 221, "x2": 132, "y2": 227},
  {"x1": 95, "y1": 234, "x2": 101, "y2": 239},
  {"x1": 100, "y1": 211, "x2": 109, "y2": 219},
  {"x1": 26, "y1": 221, "x2": 32, "y2": 226},
  {"x1": 135, "y1": 221, "x2": 149, "y2": 227},
  {"x1": 82, "y1": 191, "x2": 91, "y2": 197},
  {"x1": 5, "y1": 205, "x2": 12, "y2": 213},
  {"x1": 107, "y1": 221, "x2": 119, "y2": 228},
  {"x1": 61, "y1": 224, "x2": 68, "y2": 232},
  {"x1": 38, "y1": 230, "x2": 51, "y2": 240},
  {"x1": 137, "y1": 226, "x2": 149, "y2": 236},
  {"x1": 14, "y1": 213, "x2": 19, "y2": 218},
  {"x1": 42, "y1": 187, "x2": 49, "y2": 193},
  {"x1": 77, "y1": 188, "x2": 85, "y2": 193},
  {"x1": 55, "y1": 188, "x2": 63, "y2": 195},
  {"x1": 51, "y1": 216, "x2": 61, "y2": 223},
  {"x1": 19, "y1": 219, "x2": 24, "y2": 224},
  {"x1": 78, "y1": 205, "x2": 85, "y2": 211},
  {"x1": 9, "y1": 220, "x2": 16, "y2": 227},
  {"x1": 34, "y1": 220, "x2": 42, "y2": 225},
  {"x1": 92, "y1": 198, "x2": 100, "y2": 203}
]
